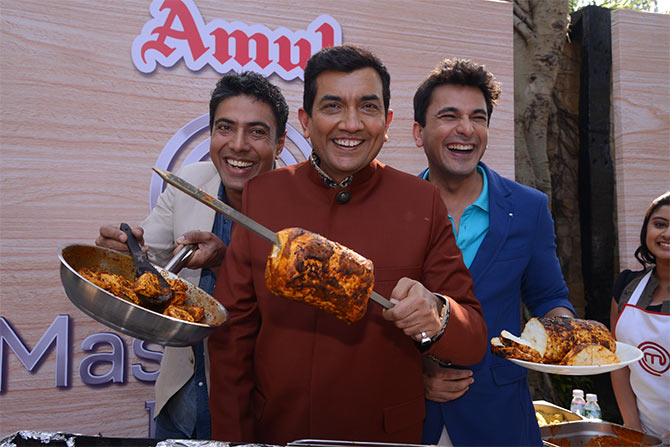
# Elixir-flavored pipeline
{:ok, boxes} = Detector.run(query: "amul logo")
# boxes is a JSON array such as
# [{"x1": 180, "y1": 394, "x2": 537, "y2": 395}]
[
  {"x1": 132, "y1": 0, "x2": 341, "y2": 80},
  {"x1": 638, "y1": 341, "x2": 670, "y2": 377},
  {"x1": 149, "y1": 115, "x2": 312, "y2": 209}
]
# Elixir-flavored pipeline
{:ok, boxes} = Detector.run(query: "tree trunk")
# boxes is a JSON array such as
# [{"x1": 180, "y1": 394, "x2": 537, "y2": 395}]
[
  {"x1": 512, "y1": 0, "x2": 573, "y2": 407},
  {"x1": 513, "y1": 0, "x2": 571, "y2": 204}
]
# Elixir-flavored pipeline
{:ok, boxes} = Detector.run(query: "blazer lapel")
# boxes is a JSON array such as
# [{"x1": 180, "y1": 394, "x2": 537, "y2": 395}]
[
  {"x1": 175, "y1": 164, "x2": 221, "y2": 236},
  {"x1": 469, "y1": 163, "x2": 513, "y2": 284}
]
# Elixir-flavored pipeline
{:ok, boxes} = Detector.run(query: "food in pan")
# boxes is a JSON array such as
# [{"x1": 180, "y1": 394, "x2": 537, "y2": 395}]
[
  {"x1": 265, "y1": 227, "x2": 374, "y2": 323},
  {"x1": 165, "y1": 277, "x2": 188, "y2": 307},
  {"x1": 135, "y1": 272, "x2": 168, "y2": 299},
  {"x1": 535, "y1": 409, "x2": 568, "y2": 426},
  {"x1": 490, "y1": 317, "x2": 619, "y2": 366},
  {"x1": 180, "y1": 304, "x2": 205, "y2": 321},
  {"x1": 584, "y1": 435, "x2": 628, "y2": 447},
  {"x1": 546, "y1": 435, "x2": 650, "y2": 447},
  {"x1": 78, "y1": 269, "x2": 141, "y2": 305},
  {"x1": 548, "y1": 434, "x2": 652, "y2": 447},
  {"x1": 163, "y1": 304, "x2": 202, "y2": 323},
  {"x1": 78, "y1": 268, "x2": 203, "y2": 322},
  {"x1": 545, "y1": 423, "x2": 654, "y2": 447}
]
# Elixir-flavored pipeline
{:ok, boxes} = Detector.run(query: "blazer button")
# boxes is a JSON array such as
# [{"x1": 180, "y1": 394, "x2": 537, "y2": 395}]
[{"x1": 336, "y1": 190, "x2": 351, "y2": 204}]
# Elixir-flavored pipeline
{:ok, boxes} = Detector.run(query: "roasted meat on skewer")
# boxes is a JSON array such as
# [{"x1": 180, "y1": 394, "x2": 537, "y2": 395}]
[{"x1": 264, "y1": 227, "x2": 375, "y2": 324}]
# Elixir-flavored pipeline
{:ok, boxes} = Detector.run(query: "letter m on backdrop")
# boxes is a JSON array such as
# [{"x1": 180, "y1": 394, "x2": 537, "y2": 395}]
[{"x1": 0, "y1": 315, "x2": 70, "y2": 392}]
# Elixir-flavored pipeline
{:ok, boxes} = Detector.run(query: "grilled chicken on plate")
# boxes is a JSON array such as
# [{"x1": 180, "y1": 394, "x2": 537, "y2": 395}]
[{"x1": 490, "y1": 316, "x2": 619, "y2": 366}]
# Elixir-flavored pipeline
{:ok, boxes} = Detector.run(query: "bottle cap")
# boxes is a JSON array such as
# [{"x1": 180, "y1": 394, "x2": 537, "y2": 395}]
[
  {"x1": 586, "y1": 393, "x2": 597, "y2": 401},
  {"x1": 572, "y1": 389, "x2": 584, "y2": 397}
]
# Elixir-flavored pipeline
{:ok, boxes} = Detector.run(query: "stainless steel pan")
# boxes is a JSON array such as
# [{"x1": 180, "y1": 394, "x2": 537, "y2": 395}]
[
  {"x1": 541, "y1": 420, "x2": 662, "y2": 447},
  {"x1": 58, "y1": 244, "x2": 228, "y2": 346}
]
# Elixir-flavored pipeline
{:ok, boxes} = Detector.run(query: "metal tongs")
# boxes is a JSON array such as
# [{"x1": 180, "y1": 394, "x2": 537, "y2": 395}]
[
  {"x1": 120, "y1": 222, "x2": 173, "y2": 311},
  {"x1": 152, "y1": 168, "x2": 394, "y2": 310}
]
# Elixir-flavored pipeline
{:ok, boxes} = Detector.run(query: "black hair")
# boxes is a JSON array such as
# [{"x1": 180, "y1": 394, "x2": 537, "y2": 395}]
[
  {"x1": 209, "y1": 71, "x2": 288, "y2": 141},
  {"x1": 413, "y1": 58, "x2": 501, "y2": 127},
  {"x1": 635, "y1": 191, "x2": 670, "y2": 267},
  {"x1": 302, "y1": 44, "x2": 390, "y2": 116}
]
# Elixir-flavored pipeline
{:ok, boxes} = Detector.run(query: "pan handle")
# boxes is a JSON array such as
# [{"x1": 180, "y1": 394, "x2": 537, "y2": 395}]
[{"x1": 164, "y1": 244, "x2": 198, "y2": 274}]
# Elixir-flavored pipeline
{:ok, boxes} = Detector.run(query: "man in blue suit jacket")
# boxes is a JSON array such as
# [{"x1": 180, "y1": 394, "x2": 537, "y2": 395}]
[{"x1": 412, "y1": 58, "x2": 575, "y2": 446}]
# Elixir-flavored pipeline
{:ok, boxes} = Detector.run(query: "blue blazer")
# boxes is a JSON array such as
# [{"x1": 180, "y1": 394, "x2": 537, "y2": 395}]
[{"x1": 421, "y1": 162, "x2": 573, "y2": 446}]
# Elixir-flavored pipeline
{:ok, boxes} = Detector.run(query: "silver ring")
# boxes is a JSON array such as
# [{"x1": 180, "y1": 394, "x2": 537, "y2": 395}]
[{"x1": 420, "y1": 331, "x2": 431, "y2": 345}]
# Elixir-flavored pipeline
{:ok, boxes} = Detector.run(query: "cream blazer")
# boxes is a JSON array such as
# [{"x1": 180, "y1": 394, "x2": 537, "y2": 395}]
[{"x1": 142, "y1": 161, "x2": 221, "y2": 417}]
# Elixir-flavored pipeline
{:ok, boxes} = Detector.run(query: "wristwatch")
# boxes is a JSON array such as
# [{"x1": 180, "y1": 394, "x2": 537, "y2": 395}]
[
  {"x1": 431, "y1": 293, "x2": 450, "y2": 343},
  {"x1": 417, "y1": 293, "x2": 451, "y2": 352}
]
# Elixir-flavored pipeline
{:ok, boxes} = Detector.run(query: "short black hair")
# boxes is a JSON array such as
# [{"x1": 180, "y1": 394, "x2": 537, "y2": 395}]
[
  {"x1": 413, "y1": 58, "x2": 501, "y2": 127},
  {"x1": 209, "y1": 71, "x2": 288, "y2": 141},
  {"x1": 302, "y1": 44, "x2": 391, "y2": 116},
  {"x1": 635, "y1": 191, "x2": 670, "y2": 267}
]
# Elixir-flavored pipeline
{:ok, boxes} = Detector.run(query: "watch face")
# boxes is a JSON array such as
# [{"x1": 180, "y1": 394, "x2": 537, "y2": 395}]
[
  {"x1": 431, "y1": 293, "x2": 449, "y2": 344},
  {"x1": 435, "y1": 293, "x2": 449, "y2": 320}
]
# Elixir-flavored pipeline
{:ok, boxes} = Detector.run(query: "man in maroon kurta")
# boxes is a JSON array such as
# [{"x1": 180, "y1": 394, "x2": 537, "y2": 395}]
[{"x1": 208, "y1": 45, "x2": 487, "y2": 444}]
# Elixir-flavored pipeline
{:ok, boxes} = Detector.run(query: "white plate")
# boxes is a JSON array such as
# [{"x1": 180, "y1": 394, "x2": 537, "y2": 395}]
[{"x1": 507, "y1": 341, "x2": 643, "y2": 375}]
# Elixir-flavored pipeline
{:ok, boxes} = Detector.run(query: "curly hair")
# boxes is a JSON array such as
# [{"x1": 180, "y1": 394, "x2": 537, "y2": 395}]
[
  {"x1": 635, "y1": 191, "x2": 670, "y2": 267},
  {"x1": 413, "y1": 58, "x2": 501, "y2": 127}
]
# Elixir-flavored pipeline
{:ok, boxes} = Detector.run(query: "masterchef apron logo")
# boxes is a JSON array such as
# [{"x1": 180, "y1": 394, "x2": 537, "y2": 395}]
[
  {"x1": 132, "y1": 0, "x2": 341, "y2": 80},
  {"x1": 638, "y1": 341, "x2": 670, "y2": 377},
  {"x1": 149, "y1": 115, "x2": 311, "y2": 210}
]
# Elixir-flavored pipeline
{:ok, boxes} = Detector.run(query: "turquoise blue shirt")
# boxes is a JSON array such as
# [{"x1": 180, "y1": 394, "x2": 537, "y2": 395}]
[{"x1": 421, "y1": 166, "x2": 489, "y2": 268}]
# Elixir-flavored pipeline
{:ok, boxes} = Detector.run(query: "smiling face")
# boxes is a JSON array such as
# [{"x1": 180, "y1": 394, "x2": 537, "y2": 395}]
[
  {"x1": 646, "y1": 204, "x2": 670, "y2": 263},
  {"x1": 209, "y1": 94, "x2": 285, "y2": 199},
  {"x1": 413, "y1": 84, "x2": 488, "y2": 181},
  {"x1": 298, "y1": 67, "x2": 393, "y2": 183}
]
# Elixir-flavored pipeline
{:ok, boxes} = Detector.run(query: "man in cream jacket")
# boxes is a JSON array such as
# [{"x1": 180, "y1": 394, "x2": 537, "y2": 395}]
[{"x1": 95, "y1": 72, "x2": 288, "y2": 439}]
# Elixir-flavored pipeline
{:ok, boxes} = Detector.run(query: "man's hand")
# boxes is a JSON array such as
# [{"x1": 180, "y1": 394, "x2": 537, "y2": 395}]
[
  {"x1": 96, "y1": 224, "x2": 147, "y2": 253},
  {"x1": 544, "y1": 306, "x2": 575, "y2": 318},
  {"x1": 175, "y1": 230, "x2": 226, "y2": 271},
  {"x1": 382, "y1": 277, "x2": 443, "y2": 342},
  {"x1": 423, "y1": 355, "x2": 473, "y2": 402}
]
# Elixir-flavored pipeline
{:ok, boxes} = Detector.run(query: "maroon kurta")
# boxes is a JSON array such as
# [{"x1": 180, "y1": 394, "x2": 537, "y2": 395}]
[{"x1": 209, "y1": 160, "x2": 486, "y2": 443}]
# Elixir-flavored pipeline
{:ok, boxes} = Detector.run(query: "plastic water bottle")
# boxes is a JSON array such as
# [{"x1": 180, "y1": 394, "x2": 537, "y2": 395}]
[
  {"x1": 584, "y1": 393, "x2": 601, "y2": 420},
  {"x1": 570, "y1": 389, "x2": 586, "y2": 416}
]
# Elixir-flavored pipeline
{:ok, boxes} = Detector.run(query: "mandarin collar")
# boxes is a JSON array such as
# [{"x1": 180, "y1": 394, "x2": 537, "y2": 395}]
[{"x1": 305, "y1": 159, "x2": 380, "y2": 190}]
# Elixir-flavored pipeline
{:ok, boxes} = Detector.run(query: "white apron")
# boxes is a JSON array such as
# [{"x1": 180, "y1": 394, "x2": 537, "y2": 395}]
[{"x1": 614, "y1": 271, "x2": 670, "y2": 439}]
